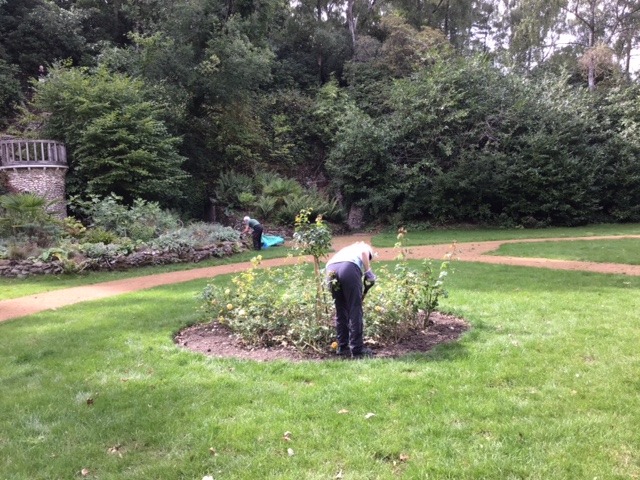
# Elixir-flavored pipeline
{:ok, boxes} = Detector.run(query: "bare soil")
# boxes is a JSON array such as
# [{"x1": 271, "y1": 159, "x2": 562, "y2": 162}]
[
  {"x1": 171, "y1": 233, "x2": 640, "y2": 362},
  {"x1": 174, "y1": 311, "x2": 469, "y2": 362},
  {"x1": 3, "y1": 234, "x2": 640, "y2": 362}
]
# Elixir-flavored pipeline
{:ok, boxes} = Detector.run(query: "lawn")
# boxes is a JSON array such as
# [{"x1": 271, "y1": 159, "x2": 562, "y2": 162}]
[
  {"x1": 371, "y1": 222, "x2": 640, "y2": 247},
  {"x1": 0, "y1": 246, "x2": 293, "y2": 301},
  {"x1": 1, "y1": 257, "x2": 640, "y2": 478},
  {"x1": 4, "y1": 223, "x2": 640, "y2": 301},
  {"x1": 487, "y1": 238, "x2": 640, "y2": 265}
]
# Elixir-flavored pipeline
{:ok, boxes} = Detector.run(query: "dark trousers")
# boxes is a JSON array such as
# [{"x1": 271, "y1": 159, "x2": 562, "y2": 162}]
[
  {"x1": 252, "y1": 224, "x2": 263, "y2": 250},
  {"x1": 326, "y1": 261, "x2": 364, "y2": 354}
]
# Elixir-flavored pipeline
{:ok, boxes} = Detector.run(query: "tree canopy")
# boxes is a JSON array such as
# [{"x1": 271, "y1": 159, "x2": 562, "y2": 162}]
[{"x1": 1, "y1": 0, "x2": 640, "y2": 226}]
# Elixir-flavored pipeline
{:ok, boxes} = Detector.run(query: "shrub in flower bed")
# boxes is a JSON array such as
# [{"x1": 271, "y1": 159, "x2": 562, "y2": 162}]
[
  {"x1": 78, "y1": 241, "x2": 241, "y2": 272},
  {"x1": 0, "y1": 221, "x2": 244, "y2": 277},
  {"x1": 0, "y1": 240, "x2": 242, "y2": 277},
  {"x1": 200, "y1": 229, "x2": 453, "y2": 352}
]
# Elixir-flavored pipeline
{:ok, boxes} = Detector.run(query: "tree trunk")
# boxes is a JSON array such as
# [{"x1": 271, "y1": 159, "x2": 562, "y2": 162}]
[{"x1": 347, "y1": 0, "x2": 356, "y2": 47}]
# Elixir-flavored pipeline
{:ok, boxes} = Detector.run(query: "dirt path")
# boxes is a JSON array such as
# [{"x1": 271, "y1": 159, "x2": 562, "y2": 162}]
[{"x1": 2, "y1": 234, "x2": 640, "y2": 323}]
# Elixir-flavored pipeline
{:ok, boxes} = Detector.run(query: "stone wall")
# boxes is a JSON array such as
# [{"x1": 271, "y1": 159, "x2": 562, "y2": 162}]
[
  {"x1": 4, "y1": 168, "x2": 67, "y2": 218},
  {"x1": 0, "y1": 241, "x2": 242, "y2": 278}
]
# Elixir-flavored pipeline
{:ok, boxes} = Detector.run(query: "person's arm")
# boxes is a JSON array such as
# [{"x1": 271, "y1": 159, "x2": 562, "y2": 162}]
[
  {"x1": 361, "y1": 248, "x2": 376, "y2": 281},
  {"x1": 360, "y1": 250, "x2": 371, "y2": 273}
]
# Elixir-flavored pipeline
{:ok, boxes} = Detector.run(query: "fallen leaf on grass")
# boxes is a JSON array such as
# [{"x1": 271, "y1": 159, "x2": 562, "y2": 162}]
[
  {"x1": 202, "y1": 476, "x2": 214, "y2": 480},
  {"x1": 287, "y1": 448, "x2": 295, "y2": 456},
  {"x1": 399, "y1": 453, "x2": 409, "y2": 462},
  {"x1": 107, "y1": 445, "x2": 122, "y2": 457},
  {"x1": 364, "y1": 412, "x2": 376, "y2": 419},
  {"x1": 338, "y1": 409, "x2": 349, "y2": 414},
  {"x1": 283, "y1": 431, "x2": 292, "y2": 441},
  {"x1": 81, "y1": 468, "x2": 90, "y2": 477},
  {"x1": 209, "y1": 447, "x2": 217, "y2": 456},
  {"x1": 335, "y1": 469, "x2": 344, "y2": 478}
]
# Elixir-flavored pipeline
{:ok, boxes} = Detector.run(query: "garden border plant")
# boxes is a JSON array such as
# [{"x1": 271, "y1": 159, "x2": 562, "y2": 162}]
[
  {"x1": 0, "y1": 192, "x2": 249, "y2": 278},
  {"x1": 200, "y1": 226, "x2": 454, "y2": 354}
]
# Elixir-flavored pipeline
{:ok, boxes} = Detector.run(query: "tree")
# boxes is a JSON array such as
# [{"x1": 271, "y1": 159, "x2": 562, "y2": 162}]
[
  {"x1": 0, "y1": 58, "x2": 21, "y2": 126},
  {"x1": 564, "y1": 0, "x2": 640, "y2": 89},
  {"x1": 33, "y1": 64, "x2": 189, "y2": 207},
  {"x1": 287, "y1": 0, "x2": 353, "y2": 85},
  {"x1": 73, "y1": 103, "x2": 188, "y2": 205},
  {"x1": 0, "y1": 0, "x2": 88, "y2": 82}
]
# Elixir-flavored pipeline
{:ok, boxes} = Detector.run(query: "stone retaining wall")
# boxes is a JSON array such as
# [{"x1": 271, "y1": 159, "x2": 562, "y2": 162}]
[
  {"x1": 0, "y1": 241, "x2": 243, "y2": 278},
  {"x1": 4, "y1": 168, "x2": 67, "y2": 218}
]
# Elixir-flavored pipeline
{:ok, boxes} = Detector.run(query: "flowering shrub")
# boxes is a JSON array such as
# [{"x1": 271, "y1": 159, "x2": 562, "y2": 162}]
[
  {"x1": 200, "y1": 228, "x2": 454, "y2": 352},
  {"x1": 292, "y1": 209, "x2": 333, "y2": 325},
  {"x1": 364, "y1": 231, "x2": 453, "y2": 342},
  {"x1": 201, "y1": 256, "x2": 335, "y2": 351}
]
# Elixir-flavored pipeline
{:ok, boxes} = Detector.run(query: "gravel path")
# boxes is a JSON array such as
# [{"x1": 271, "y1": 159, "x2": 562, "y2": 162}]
[{"x1": 2, "y1": 234, "x2": 639, "y2": 323}]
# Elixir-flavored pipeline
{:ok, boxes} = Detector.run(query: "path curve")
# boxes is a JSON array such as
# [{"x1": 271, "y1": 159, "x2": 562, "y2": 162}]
[{"x1": 2, "y1": 234, "x2": 639, "y2": 323}]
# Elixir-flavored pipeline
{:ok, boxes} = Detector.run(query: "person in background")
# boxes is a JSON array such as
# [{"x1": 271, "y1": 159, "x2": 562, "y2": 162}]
[
  {"x1": 242, "y1": 216, "x2": 263, "y2": 250},
  {"x1": 325, "y1": 241, "x2": 377, "y2": 358}
]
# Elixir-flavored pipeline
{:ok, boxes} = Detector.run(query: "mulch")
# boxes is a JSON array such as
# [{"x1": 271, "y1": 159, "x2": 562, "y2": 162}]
[{"x1": 174, "y1": 311, "x2": 469, "y2": 362}]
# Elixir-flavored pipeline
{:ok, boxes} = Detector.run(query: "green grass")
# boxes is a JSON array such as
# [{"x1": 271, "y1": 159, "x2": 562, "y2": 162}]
[
  {"x1": 371, "y1": 222, "x2": 640, "y2": 247},
  {"x1": 0, "y1": 246, "x2": 293, "y2": 301},
  {"x1": 487, "y1": 238, "x2": 640, "y2": 265},
  {"x1": 5, "y1": 223, "x2": 640, "y2": 301},
  {"x1": 2, "y1": 261, "x2": 640, "y2": 479}
]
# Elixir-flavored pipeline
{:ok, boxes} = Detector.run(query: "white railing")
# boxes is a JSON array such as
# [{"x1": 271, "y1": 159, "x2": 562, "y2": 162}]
[{"x1": 0, "y1": 139, "x2": 67, "y2": 167}]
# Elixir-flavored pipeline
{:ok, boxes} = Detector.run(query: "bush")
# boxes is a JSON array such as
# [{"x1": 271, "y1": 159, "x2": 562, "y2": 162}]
[
  {"x1": 0, "y1": 192, "x2": 63, "y2": 247},
  {"x1": 212, "y1": 170, "x2": 344, "y2": 226},
  {"x1": 77, "y1": 240, "x2": 136, "y2": 260},
  {"x1": 201, "y1": 229, "x2": 453, "y2": 352},
  {"x1": 152, "y1": 222, "x2": 240, "y2": 249},
  {"x1": 82, "y1": 227, "x2": 120, "y2": 245},
  {"x1": 212, "y1": 171, "x2": 255, "y2": 210},
  {"x1": 72, "y1": 193, "x2": 180, "y2": 241}
]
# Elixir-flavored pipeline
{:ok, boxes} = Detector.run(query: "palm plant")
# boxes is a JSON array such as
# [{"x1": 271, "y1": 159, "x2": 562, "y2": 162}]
[{"x1": 0, "y1": 192, "x2": 60, "y2": 245}]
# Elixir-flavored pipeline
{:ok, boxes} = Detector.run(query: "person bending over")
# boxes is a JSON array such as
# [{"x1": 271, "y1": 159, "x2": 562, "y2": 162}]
[
  {"x1": 242, "y1": 216, "x2": 264, "y2": 250},
  {"x1": 325, "y1": 241, "x2": 377, "y2": 358}
]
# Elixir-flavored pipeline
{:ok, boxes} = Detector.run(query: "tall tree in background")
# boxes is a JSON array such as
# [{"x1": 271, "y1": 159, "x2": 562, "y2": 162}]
[
  {"x1": 289, "y1": 0, "x2": 353, "y2": 84},
  {"x1": 388, "y1": 0, "x2": 494, "y2": 50},
  {"x1": 566, "y1": 0, "x2": 640, "y2": 89},
  {"x1": 0, "y1": 0, "x2": 88, "y2": 82},
  {"x1": 34, "y1": 65, "x2": 189, "y2": 207},
  {"x1": 489, "y1": 0, "x2": 565, "y2": 71}
]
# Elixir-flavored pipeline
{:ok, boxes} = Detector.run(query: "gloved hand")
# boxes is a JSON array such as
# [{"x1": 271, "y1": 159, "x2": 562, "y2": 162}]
[{"x1": 364, "y1": 269, "x2": 377, "y2": 283}]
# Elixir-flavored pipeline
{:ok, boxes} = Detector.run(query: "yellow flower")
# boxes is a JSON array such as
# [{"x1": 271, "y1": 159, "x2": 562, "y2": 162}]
[
  {"x1": 331, "y1": 341, "x2": 338, "y2": 350},
  {"x1": 227, "y1": 303, "x2": 234, "y2": 310}
]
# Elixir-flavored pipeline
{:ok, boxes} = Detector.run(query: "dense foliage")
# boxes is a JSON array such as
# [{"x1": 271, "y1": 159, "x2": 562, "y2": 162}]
[
  {"x1": 1, "y1": 0, "x2": 640, "y2": 227},
  {"x1": 0, "y1": 193, "x2": 242, "y2": 272}
]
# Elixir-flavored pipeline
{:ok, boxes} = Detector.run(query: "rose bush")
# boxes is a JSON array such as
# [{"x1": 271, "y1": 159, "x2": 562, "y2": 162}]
[{"x1": 201, "y1": 228, "x2": 454, "y2": 352}]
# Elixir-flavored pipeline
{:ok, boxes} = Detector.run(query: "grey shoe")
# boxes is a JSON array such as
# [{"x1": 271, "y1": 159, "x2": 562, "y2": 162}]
[
  {"x1": 336, "y1": 346, "x2": 351, "y2": 358},
  {"x1": 351, "y1": 347, "x2": 375, "y2": 358}
]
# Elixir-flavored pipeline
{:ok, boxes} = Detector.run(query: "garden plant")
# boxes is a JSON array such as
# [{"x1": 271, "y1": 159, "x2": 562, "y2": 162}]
[{"x1": 200, "y1": 226, "x2": 453, "y2": 353}]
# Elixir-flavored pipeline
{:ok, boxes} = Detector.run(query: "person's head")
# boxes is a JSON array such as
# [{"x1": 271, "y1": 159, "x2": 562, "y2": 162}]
[{"x1": 243, "y1": 216, "x2": 250, "y2": 224}]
